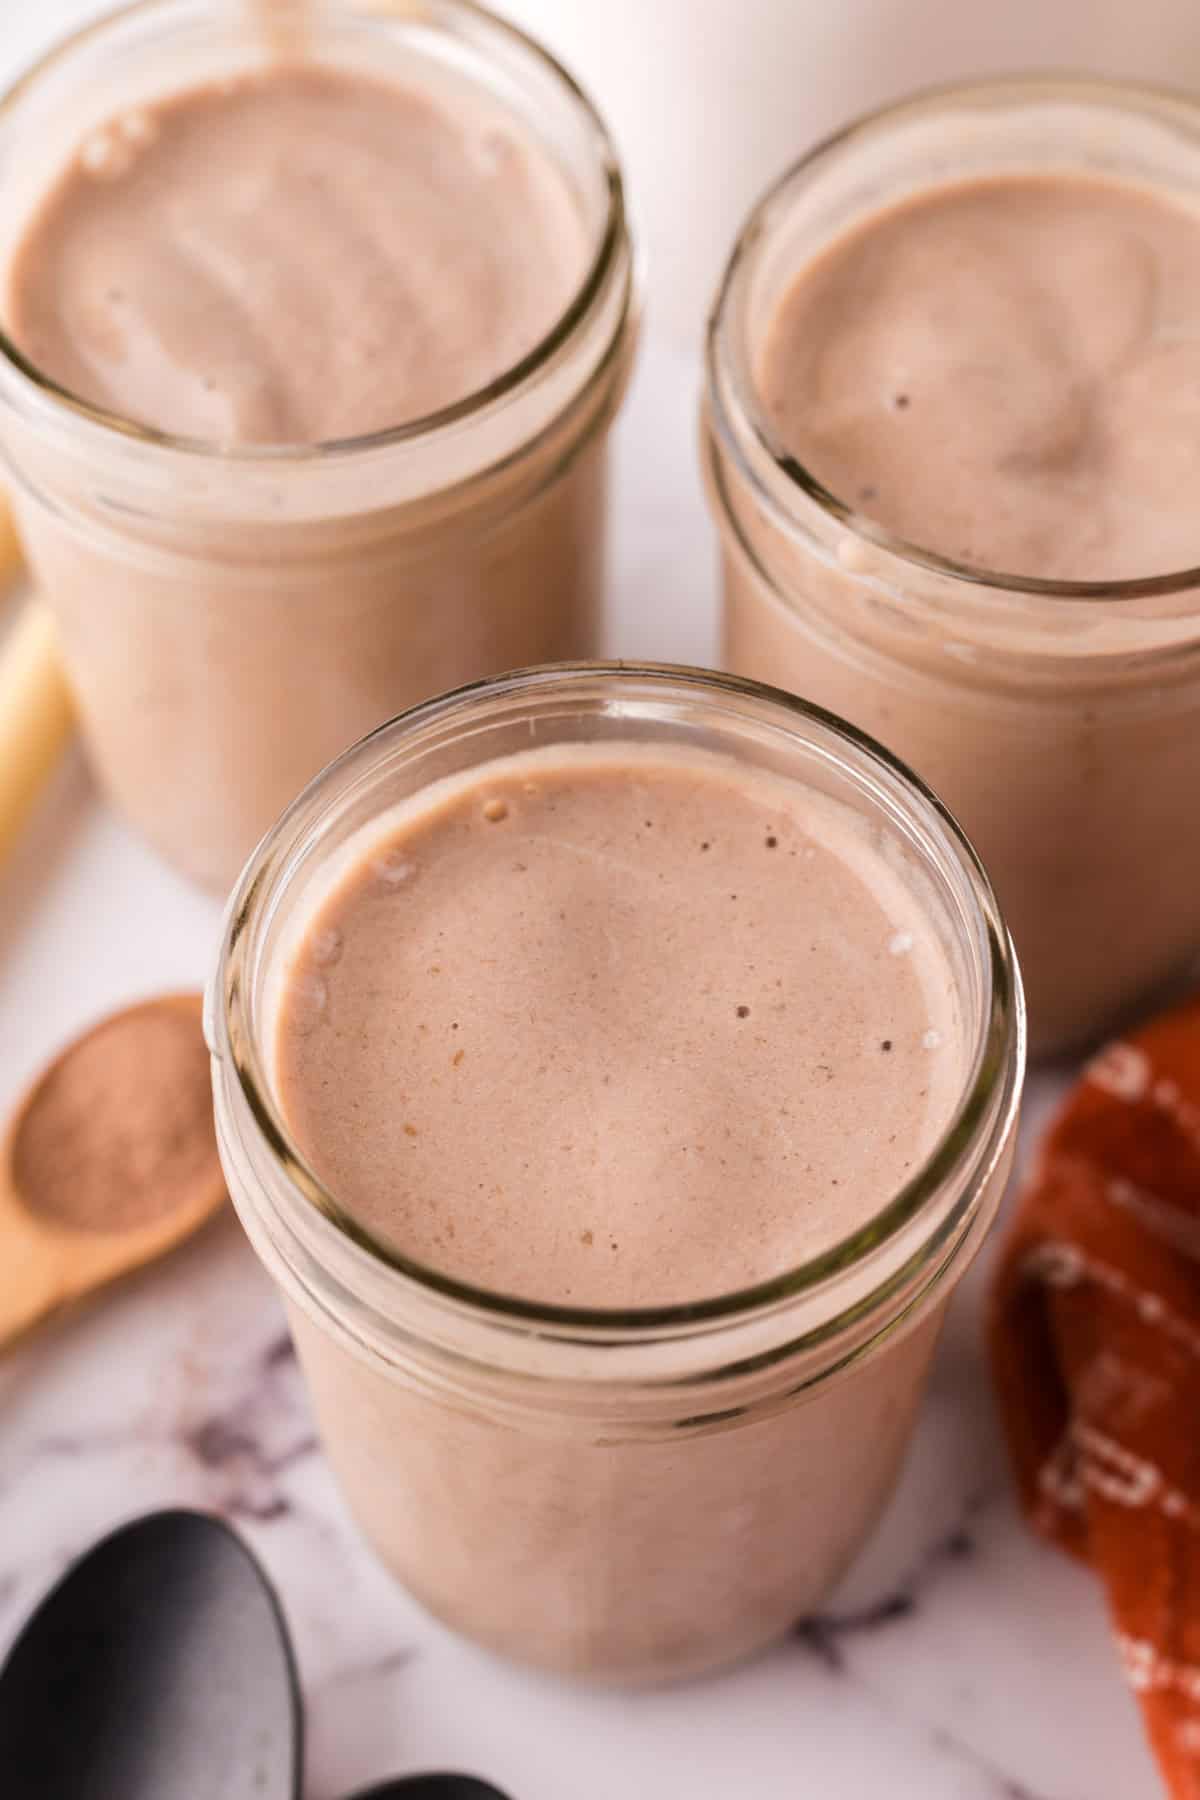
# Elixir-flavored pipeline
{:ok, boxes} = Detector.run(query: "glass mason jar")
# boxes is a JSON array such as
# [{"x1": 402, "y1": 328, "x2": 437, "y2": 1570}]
[
  {"x1": 705, "y1": 78, "x2": 1200, "y2": 1058},
  {"x1": 207, "y1": 662, "x2": 1024, "y2": 1686},
  {"x1": 0, "y1": 0, "x2": 636, "y2": 892}
]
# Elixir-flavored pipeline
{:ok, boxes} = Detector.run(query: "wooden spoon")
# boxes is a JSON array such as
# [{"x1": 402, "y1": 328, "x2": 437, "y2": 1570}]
[{"x1": 0, "y1": 993, "x2": 227, "y2": 1351}]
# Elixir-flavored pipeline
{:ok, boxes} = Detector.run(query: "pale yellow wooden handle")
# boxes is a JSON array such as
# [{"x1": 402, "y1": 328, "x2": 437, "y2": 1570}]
[
  {"x1": 0, "y1": 1205, "x2": 64, "y2": 1351},
  {"x1": 0, "y1": 492, "x2": 19, "y2": 589},
  {"x1": 0, "y1": 601, "x2": 74, "y2": 867}
]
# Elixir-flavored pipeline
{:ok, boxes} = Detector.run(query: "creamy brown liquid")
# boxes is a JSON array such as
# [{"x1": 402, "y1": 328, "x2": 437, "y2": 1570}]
[
  {"x1": 262, "y1": 743, "x2": 990, "y2": 1682},
  {"x1": 276, "y1": 745, "x2": 964, "y2": 1305},
  {"x1": 8, "y1": 64, "x2": 585, "y2": 443},
  {"x1": 1, "y1": 53, "x2": 622, "y2": 892},
  {"x1": 715, "y1": 166, "x2": 1200, "y2": 1053},
  {"x1": 759, "y1": 173, "x2": 1200, "y2": 582}
]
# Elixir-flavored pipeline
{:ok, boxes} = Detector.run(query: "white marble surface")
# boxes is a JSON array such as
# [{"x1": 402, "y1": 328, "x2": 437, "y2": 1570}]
[{"x1": 0, "y1": 331, "x2": 1164, "y2": 1799}]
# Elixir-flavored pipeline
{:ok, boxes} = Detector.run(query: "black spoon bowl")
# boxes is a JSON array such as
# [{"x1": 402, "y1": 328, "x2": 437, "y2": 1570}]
[
  {"x1": 0, "y1": 1508, "x2": 514, "y2": 1800},
  {"x1": 0, "y1": 1509, "x2": 302, "y2": 1800}
]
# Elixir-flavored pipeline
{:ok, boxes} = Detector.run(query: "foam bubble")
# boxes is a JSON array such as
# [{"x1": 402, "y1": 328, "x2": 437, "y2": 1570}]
[
  {"x1": 80, "y1": 131, "x2": 132, "y2": 179},
  {"x1": 118, "y1": 110, "x2": 157, "y2": 147},
  {"x1": 311, "y1": 927, "x2": 343, "y2": 968},
  {"x1": 289, "y1": 971, "x2": 328, "y2": 1036},
  {"x1": 372, "y1": 850, "x2": 418, "y2": 890}
]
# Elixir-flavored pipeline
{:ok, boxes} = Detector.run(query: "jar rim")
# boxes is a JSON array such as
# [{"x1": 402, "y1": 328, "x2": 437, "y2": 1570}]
[
  {"x1": 209, "y1": 661, "x2": 1025, "y2": 1342},
  {"x1": 707, "y1": 72, "x2": 1200, "y2": 605},
  {"x1": 0, "y1": 0, "x2": 630, "y2": 464}
]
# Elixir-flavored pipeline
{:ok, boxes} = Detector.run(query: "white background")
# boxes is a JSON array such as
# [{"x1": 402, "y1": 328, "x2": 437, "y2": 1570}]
[{"x1": 499, "y1": 0, "x2": 1200, "y2": 342}]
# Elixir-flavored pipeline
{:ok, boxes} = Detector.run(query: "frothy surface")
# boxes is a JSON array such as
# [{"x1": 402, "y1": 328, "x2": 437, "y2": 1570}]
[
  {"x1": 275, "y1": 745, "x2": 966, "y2": 1308},
  {"x1": 6, "y1": 63, "x2": 587, "y2": 443},
  {"x1": 758, "y1": 172, "x2": 1200, "y2": 581}
]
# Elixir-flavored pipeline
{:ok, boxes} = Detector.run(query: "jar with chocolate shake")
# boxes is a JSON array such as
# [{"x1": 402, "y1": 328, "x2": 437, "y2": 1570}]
[
  {"x1": 208, "y1": 663, "x2": 1023, "y2": 1684},
  {"x1": 0, "y1": 0, "x2": 635, "y2": 890},
  {"x1": 705, "y1": 79, "x2": 1200, "y2": 1056}
]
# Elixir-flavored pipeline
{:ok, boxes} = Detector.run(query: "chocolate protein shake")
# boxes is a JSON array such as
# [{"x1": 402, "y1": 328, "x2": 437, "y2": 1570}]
[
  {"x1": 758, "y1": 173, "x2": 1200, "y2": 584},
  {"x1": 209, "y1": 666, "x2": 1023, "y2": 1683},
  {"x1": 706, "y1": 80, "x2": 1200, "y2": 1054},
  {"x1": 276, "y1": 745, "x2": 965, "y2": 1306},
  {"x1": 0, "y1": 0, "x2": 634, "y2": 889},
  {"x1": 9, "y1": 66, "x2": 584, "y2": 443}
]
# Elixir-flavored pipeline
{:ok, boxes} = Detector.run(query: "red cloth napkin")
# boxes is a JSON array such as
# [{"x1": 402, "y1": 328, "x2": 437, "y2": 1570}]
[{"x1": 990, "y1": 993, "x2": 1200, "y2": 1796}]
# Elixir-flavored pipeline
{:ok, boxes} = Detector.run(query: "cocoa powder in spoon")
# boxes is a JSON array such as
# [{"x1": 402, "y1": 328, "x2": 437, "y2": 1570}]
[{"x1": 10, "y1": 996, "x2": 219, "y2": 1234}]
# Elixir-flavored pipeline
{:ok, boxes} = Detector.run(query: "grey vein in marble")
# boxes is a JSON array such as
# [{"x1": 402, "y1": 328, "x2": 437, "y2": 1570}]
[{"x1": 795, "y1": 1490, "x2": 994, "y2": 1670}]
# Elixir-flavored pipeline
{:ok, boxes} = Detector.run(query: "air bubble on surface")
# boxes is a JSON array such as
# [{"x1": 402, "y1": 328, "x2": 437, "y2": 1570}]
[
  {"x1": 80, "y1": 131, "x2": 131, "y2": 179},
  {"x1": 473, "y1": 126, "x2": 515, "y2": 177},
  {"x1": 311, "y1": 928, "x2": 343, "y2": 968},
  {"x1": 289, "y1": 971, "x2": 328, "y2": 1036},
  {"x1": 118, "y1": 109, "x2": 157, "y2": 146},
  {"x1": 372, "y1": 849, "x2": 418, "y2": 889}
]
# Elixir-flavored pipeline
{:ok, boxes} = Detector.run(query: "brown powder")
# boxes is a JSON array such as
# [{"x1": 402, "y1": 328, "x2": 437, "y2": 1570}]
[{"x1": 10, "y1": 994, "x2": 220, "y2": 1234}]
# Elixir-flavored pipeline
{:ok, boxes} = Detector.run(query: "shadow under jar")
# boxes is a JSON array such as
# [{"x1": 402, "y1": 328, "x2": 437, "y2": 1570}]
[
  {"x1": 0, "y1": 0, "x2": 635, "y2": 891},
  {"x1": 207, "y1": 663, "x2": 1023, "y2": 1686},
  {"x1": 705, "y1": 78, "x2": 1200, "y2": 1058}
]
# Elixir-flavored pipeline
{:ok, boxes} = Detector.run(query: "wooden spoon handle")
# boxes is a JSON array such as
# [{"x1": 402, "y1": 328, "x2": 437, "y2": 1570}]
[
  {"x1": 0, "y1": 601, "x2": 73, "y2": 868},
  {"x1": 0, "y1": 1210, "x2": 63, "y2": 1351},
  {"x1": 0, "y1": 493, "x2": 20, "y2": 590}
]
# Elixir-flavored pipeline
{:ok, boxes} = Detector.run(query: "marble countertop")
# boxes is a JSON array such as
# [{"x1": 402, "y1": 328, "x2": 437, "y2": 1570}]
[{"x1": 0, "y1": 334, "x2": 1164, "y2": 1800}]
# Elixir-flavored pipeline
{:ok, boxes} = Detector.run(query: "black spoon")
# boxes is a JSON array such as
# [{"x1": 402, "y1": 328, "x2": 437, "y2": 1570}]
[
  {"x1": 349, "y1": 1784, "x2": 509, "y2": 1799},
  {"x1": 0, "y1": 1510, "x2": 510, "y2": 1800},
  {"x1": 0, "y1": 1510, "x2": 302, "y2": 1800}
]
